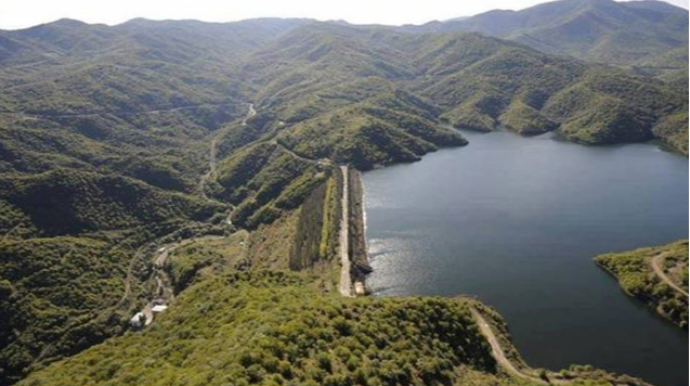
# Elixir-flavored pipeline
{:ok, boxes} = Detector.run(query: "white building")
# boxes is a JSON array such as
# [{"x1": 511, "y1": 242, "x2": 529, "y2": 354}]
[
  {"x1": 152, "y1": 304, "x2": 168, "y2": 313},
  {"x1": 130, "y1": 312, "x2": 146, "y2": 328}
]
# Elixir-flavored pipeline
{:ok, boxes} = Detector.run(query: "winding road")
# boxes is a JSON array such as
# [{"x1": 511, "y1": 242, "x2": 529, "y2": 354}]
[
  {"x1": 242, "y1": 103, "x2": 256, "y2": 126},
  {"x1": 198, "y1": 103, "x2": 255, "y2": 198},
  {"x1": 469, "y1": 307, "x2": 590, "y2": 385},
  {"x1": 470, "y1": 308, "x2": 550, "y2": 384},
  {"x1": 468, "y1": 306, "x2": 647, "y2": 385},
  {"x1": 271, "y1": 139, "x2": 330, "y2": 167},
  {"x1": 651, "y1": 253, "x2": 688, "y2": 297},
  {"x1": 137, "y1": 237, "x2": 224, "y2": 326}
]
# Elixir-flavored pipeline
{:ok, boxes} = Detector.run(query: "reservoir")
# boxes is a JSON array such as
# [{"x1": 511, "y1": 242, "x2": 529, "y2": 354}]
[{"x1": 363, "y1": 129, "x2": 689, "y2": 386}]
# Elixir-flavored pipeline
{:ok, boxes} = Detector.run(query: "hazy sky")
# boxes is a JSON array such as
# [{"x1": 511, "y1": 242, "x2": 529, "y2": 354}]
[{"x1": 0, "y1": 0, "x2": 687, "y2": 30}]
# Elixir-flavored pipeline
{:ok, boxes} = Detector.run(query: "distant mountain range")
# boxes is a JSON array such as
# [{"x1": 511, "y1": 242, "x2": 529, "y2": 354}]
[
  {"x1": 2, "y1": 0, "x2": 687, "y2": 75},
  {"x1": 411, "y1": 0, "x2": 688, "y2": 75}
]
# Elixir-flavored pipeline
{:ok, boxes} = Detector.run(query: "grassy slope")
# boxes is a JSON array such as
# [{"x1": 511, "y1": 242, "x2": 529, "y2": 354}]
[
  {"x1": 656, "y1": 66, "x2": 689, "y2": 92},
  {"x1": 165, "y1": 232, "x2": 251, "y2": 294},
  {"x1": 651, "y1": 109, "x2": 689, "y2": 155},
  {"x1": 16, "y1": 271, "x2": 611, "y2": 386},
  {"x1": 595, "y1": 240, "x2": 689, "y2": 328},
  {"x1": 215, "y1": 142, "x2": 329, "y2": 229},
  {"x1": 276, "y1": 91, "x2": 468, "y2": 169},
  {"x1": 0, "y1": 88, "x2": 248, "y2": 193}
]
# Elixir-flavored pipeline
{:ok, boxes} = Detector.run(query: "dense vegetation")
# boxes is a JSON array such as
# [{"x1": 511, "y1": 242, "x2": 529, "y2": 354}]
[
  {"x1": 0, "y1": 217, "x2": 232, "y2": 385},
  {"x1": 215, "y1": 142, "x2": 329, "y2": 229},
  {"x1": 420, "y1": 0, "x2": 688, "y2": 76},
  {"x1": 274, "y1": 91, "x2": 469, "y2": 169},
  {"x1": 1, "y1": 13, "x2": 686, "y2": 198},
  {"x1": 239, "y1": 23, "x2": 687, "y2": 155},
  {"x1": 0, "y1": 19, "x2": 269, "y2": 383},
  {"x1": 652, "y1": 109, "x2": 689, "y2": 154},
  {"x1": 0, "y1": 237, "x2": 129, "y2": 384},
  {"x1": 165, "y1": 233, "x2": 250, "y2": 294},
  {"x1": 595, "y1": 240, "x2": 689, "y2": 328},
  {"x1": 16, "y1": 271, "x2": 630, "y2": 386},
  {"x1": 0, "y1": 7, "x2": 686, "y2": 385},
  {"x1": 0, "y1": 169, "x2": 224, "y2": 235},
  {"x1": 657, "y1": 66, "x2": 689, "y2": 94},
  {"x1": 0, "y1": 168, "x2": 229, "y2": 384}
]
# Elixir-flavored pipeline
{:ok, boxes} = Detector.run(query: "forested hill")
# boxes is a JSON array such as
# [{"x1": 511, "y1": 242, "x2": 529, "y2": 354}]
[
  {"x1": 0, "y1": 17, "x2": 309, "y2": 68},
  {"x1": 414, "y1": 0, "x2": 689, "y2": 76},
  {"x1": 241, "y1": 22, "x2": 686, "y2": 152},
  {"x1": 1, "y1": 16, "x2": 686, "y2": 170},
  {"x1": 0, "y1": 12, "x2": 686, "y2": 386}
]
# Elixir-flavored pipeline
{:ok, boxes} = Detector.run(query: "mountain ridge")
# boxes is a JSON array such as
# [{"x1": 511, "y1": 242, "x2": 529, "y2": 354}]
[{"x1": 413, "y1": 0, "x2": 688, "y2": 74}]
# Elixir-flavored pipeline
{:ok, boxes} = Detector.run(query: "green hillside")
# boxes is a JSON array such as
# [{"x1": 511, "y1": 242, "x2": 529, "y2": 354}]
[
  {"x1": 425, "y1": 0, "x2": 688, "y2": 75},
  {"x1": 0, "y1": 15, "x2": 685, "y2": 386},
  {"x1": 16, "y1": 271, "x2": 638, "y2": 386},
  {"x1": 0, "y1": 20, "x2": 288, "y2": 382},
  {"x1": 0, "y1": 237, "x2": 129, "y2": 384},
  {"x1": 657, "y1": 66, "x2": 689, "y2": 96},
  {"x1": 215, "y1": 142, "x2": 328, "y2": 229},
  {"x1": 0, "y1": 169, "x2": 225, "y2": 235},
  {"x1": 0, "y1": 169, "x2": 228, "y2": 384},
  {"x1": 242, "y1": 23, "x2": 687, "y2": 153}
]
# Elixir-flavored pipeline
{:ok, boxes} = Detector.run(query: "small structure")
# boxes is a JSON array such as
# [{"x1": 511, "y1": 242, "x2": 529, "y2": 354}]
[
  {"x1": 354, "y1": 282, "x2": 366, "y2": 297},
  {"x1": 130, "y1": 312, "x2": 146, "y2": 329},
  {"x1": 151, "y1": 304, "x2": 168, "y2": 313}
]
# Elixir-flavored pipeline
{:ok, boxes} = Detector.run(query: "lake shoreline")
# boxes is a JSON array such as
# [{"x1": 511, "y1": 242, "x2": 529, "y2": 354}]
[{"x1": 361, "y1": 129, "x2": 689, "y2": 386}]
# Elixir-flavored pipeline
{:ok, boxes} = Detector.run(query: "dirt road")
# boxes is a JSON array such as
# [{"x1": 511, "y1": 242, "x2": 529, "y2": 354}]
[
  {"x1": 469, "y1": 307, "x2": 592, "y2": 385},
  {"x1": 198, "y1": 103, "x2": 255, "y2": 197},
  {"x1": 242, "y1": 103, "x2": 256, "y2": 126},
  {"x1": 339, "y1": 165, "x2": 354, "y2": 298},
  {"x1": 651, "y1": 253, "x2": 688, "y2": 297},
  {"x1": 470, "y1": 308, "x2": 549, "y2": 384},
  {"x1": 136, "y1": 238, "x2": 205, "y2": 325},
  {"x1": 271, "y1": 139, "x2": 330, "y2": 167}
]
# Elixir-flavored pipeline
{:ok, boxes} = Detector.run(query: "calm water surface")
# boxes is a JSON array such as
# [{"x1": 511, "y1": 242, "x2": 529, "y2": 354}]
[{"x1": 363, "y1": 129, "x2": 688, "y2": 386}]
